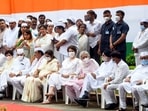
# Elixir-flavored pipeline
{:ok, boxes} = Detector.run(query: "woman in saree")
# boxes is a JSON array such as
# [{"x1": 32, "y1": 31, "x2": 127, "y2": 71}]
[
  {"x1": 21, "y1": 50, "x2": 59, "y2": 102},
  {"x1": 42, "y1": 45, "x2": 82, "y2": 104}
]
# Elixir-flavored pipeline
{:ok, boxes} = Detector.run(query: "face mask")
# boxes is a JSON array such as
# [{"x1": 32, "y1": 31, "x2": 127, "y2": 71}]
[
  {"x1": 104, "y1": 17, "x2": 110, "y2": 22},
  {"x1": 115, "y1": 16, "x2": 120, "y2": 22},
  {"x1": 17, "y1": 56, "x2": 24, "y2": 61},
  {"x1": 68, "y1": 52, "x2": 75, "y2": 58},
  {"x1": 45, "y1": 57, "x2": 51, "y2": 61},
  {"x1": 140, "y1": 25, "x2": 145, "y2": 31},
  {"x1": 102, "y1": 56, "x2": 108, "y2": 62},
  {"x1": 6, "y1": 56, "x2": 12, "y2": 61},
  {"x1": 82, "y1": 58, "x2": 90, "y2": 64},
  {"x1": 141, "y1": 59, "x2": 148, "y2": 66}
]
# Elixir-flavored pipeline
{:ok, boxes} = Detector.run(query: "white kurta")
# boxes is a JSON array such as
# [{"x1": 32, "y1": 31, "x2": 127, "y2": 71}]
[
  {"x1": 133, "y1": 28, "x2": 148, "y2": 65},
  {"x1": 102, "y1": 60, "x2": 129, "y2": 104},
  {"x1": 0, "y1": 53, "x2": 6, "y2": 67},
  {"x1": 3, "y1": 27, "x2": 19, "y2": 48},
  {"x1": 86, "y1": 20, "x2": 102, "y2": 48},
  {"x1": 0, "y1": 58, "x2": 15, "y2": 91},
  {"x1": 59, "y1": 25, "x2": 78, "y2": 57},
  {"x1": 9, "y1": 57, "x2": 31, "y2": 86},
  {"x1": 79, "y1": 59, "x2": 115, "y2": 97},
  {"x1": 48, "y1": 57, "x2": 82, "y2": 90}
]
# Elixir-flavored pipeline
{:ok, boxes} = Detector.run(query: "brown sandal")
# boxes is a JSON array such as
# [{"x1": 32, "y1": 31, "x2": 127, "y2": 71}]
[{"x1": 42, "y1": 95, "x2": 54, "y2": 104}]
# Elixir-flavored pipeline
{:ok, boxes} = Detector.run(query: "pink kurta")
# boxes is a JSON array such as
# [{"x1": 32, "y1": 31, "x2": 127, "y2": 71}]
[{"x1": 65, "y1": 59, "x2": 99, "y2": 102}]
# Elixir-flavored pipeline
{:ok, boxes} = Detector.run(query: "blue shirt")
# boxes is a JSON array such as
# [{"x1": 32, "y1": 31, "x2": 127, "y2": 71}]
[
  {"x1": 100, "y1": 20, "x2": 115, "y2": 53},
  {"x1": 111, "y1": 20, "x2": 129, "y2": 51}
]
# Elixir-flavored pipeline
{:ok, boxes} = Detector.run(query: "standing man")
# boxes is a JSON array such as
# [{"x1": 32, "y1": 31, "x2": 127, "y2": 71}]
[
  {"x1": 0, "y1": 19, "x2": 8, "y2": 53},
  {"x1": 132, "y1": 19, "x2": 148, "y2": 66},
  {"x1": 110, "y1": 10, "x2": 129, "y2": 61},
  {"x1": 55, "y1": 17, "x2": 78, "y2": 61},
  {"x1": 85, "y1": 10, "x2": 102, "y2": 64},
  {"x1": 98, "y1": 10, "x2": 115, "y2": 55},
  {"x1": 3, "y1": 18, "x2": 19, "y2": 52}
]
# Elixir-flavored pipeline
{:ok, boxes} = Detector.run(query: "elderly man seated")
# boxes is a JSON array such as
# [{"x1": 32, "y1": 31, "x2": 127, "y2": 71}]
[{"x1": 117, "y1": 51, "x2": 148, "y2": 111}]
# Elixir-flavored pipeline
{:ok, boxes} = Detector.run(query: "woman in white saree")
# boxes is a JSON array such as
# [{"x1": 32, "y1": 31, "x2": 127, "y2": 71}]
[{"x1": 42, "y1": 45, "x2": 82, "y2": 104}]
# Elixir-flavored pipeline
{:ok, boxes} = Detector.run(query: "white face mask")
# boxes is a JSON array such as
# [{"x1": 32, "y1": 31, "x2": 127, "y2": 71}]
[
  {"x1": 68, "y1": 52, "x2": 75, "y2": 58},
  {"x1": 102, "y1": 56, "x2": 108, "y2": 62},
  {"x1": 104, "y1": 17, "x2": 110, "y2": 22},
  {"x1": 45, "y1": 57, "x2": 51, "y2": 61},
  {"x1": 82, "y1": 58, "x2": 90, "y2": 64},
  {"x1": 17, "y1": 56, "x2": 24, "y2": 61},
  {"x1": 6, "y1": 56, "x2": 12, "y2": 61},
  {"x1": 115, "y1": 16, "x2": 120, "y2": 22}
]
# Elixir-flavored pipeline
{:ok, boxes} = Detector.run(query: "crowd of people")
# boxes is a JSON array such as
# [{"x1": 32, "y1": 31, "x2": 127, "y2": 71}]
[{"x1": 0, "y1": 9, "x2": 148, "y2": 111}]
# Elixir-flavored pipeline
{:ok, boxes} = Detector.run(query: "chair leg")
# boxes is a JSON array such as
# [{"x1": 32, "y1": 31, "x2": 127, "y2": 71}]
[
  {"x1": 95, "y1": 90, "x2": 100, "y2": 107},
  {"x1": 54, "y1": 89, "x2": 58, "y2": 102},
  {"x1": 12, "y1": 86, "x2": 16, "y2": 100},
  {"x1": 101, "y1": 89, "x2": 105, "y2": 109}
]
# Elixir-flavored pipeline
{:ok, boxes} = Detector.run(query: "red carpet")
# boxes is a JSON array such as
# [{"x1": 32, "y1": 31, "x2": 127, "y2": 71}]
[{"x1": 0, "y1": 103, "x2": 61, "y2": 111}]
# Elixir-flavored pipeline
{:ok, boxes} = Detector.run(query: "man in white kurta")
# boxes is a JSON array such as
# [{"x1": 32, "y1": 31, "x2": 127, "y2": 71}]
[
  {"x1": 132, "y1": 19, "x2": 148, "y2": 66},
  {"x1": 134, "y1": 79, "x2": 148, "y2": 107},
  {"x1": 102, "y1": 51, "x2": 129, "y2": 110},
  {"x1": 0, "y1": 19, "x2": 8, "y2": 53},
  {"x1": 117, "y1": 51, "x2": 148, "y2": 111},
  {"x1": 55, "y1": 17, "x2": 78, "y2": 60},
  {"x1": 85, "y1": 10, "x2": 102, "y2": 64},
  {"x1": 3, "y1": 18, "x2": 19, "y2": 52},
  {"x1": 8, "y1": 49, "x2": 30, "y2": 93},
  {"x1": 78, "y1": 49, "x2": 115, "y2": 98},
  {"x1": 12, "y1": 48, "x2": 45, "y2": 94}
]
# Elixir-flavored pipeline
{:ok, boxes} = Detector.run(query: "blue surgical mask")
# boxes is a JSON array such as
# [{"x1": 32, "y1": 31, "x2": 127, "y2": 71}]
[
  {"x1": 141, "y1": 59, "x2": 148, "y2": 66},
  {"x1": 140, "y1": 25, "x2": 145, "y2": 31}
]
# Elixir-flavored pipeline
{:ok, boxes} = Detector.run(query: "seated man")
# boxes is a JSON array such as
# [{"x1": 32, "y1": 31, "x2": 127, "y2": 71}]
[
  {"x1": 117, "y1": 52, "x2": 148, "y2": 111},
  {"x1": 131, "y1": 52, "x2": 148, "y2": 110},
  {"x1": 135, "y1": 79, "x2": 148, "y2": 107},
  {"x1": 102, "y1": 51, "x2": 129, "y2": 110},
  {"x1": 75, "y1": 49, "x2": 115, "y2": 107},
  {"x1": 7, "y1": 48, "x2": 30, "y2": 94},
  {"x1": 12, "y1": 48, "x2": 45, "y2": 95}
]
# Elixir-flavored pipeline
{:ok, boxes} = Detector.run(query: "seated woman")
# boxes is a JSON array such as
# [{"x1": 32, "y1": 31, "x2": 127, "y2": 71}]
[
  {"x1": 43, "y1": 45, "x2": 82, "y2": 104},
  {"x1": 65, "y1": 51, "x2": 99, "y2": 102},
  {"x1": 21, "y1": 50, "x2": 59, "y2": 102},
  {"x1": 0, "y1": 50, "x2": 15, "y2": 95}
]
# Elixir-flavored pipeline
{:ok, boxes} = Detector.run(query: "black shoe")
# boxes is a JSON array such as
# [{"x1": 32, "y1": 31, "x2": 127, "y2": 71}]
[
  {"x1": 0, "y1": 94, "x2": 4, "y2": 100},
  {"x1": 74, "y1": 99, "x2": 87, "y2": 107},
  {"x1": 81, "y1": 91, "x2": 89, "y2": 100},
  {"x1": 141, "y1": 104, "x2": 148, "y2": 107},
  {"x1": 105, "y1": 103, "x2": 118, "y2": 110}
]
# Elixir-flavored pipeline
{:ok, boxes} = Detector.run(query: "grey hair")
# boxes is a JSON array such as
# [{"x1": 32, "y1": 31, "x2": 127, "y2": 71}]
[{"x1": 79, "y1": 50, "x2": 90, "y2": 59}]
